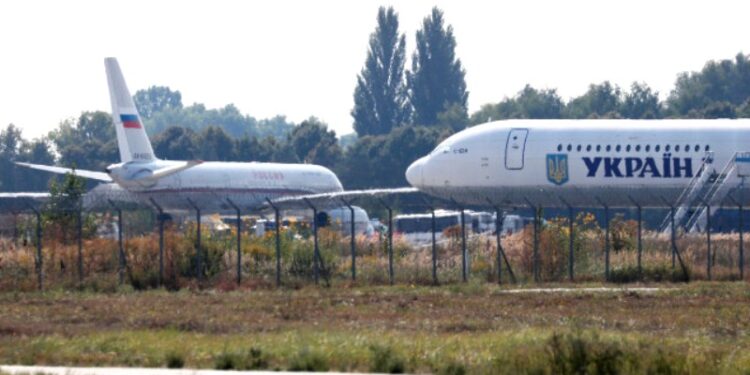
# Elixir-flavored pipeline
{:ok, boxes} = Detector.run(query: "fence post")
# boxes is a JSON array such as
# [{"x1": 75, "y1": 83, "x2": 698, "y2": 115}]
[
  {"x1": 495, "y1": 208, "x2": 504, "y2": 284},
  {"x1": 669, "y1": 206, "x2": 677, "y2": 268},
  {"x1": 596, "y1": 198, "x2": 610, "y2": 282},
  {"x1": 226, "y1": 199, "x2": 242, "y2": 286},
  {"x1": 108, "y1": 200, "x2": 125, "y2": 286},
  {"x1": 487, "y1": 199, "x2": 517, "y2": 284},
  {"x1": 77, "y1": 207, "x2": 84, "y2": 286},
  {"x1": 341, "y1": 198, "x2": 356, "y2": 281},
  {"x1": 304, "y1": 198, "x2": 320, "y2": 285},
  {"x1": 524, "y1": 198, "x2": 540, "y2": 282},
  {"x1": 560, "y1": 197, "x2": 575, "y2": 282},
  {"x1": 704, "y1": 201, "x2": 712, "y2": 280},
  {"x1": 628, "y1": 196, "x2": 643, "y2": 275},
  {"x1": 661, "y1": 197, "x2": 690, "y2": 281},
  {"x1": 460, "y1": 206, "x2": 468, "y2": 282},
  {"x1": 186, "y1": 199, "x2": 202, "y2": 280},
  {"x1": 149, "y1": 198, "x2": 165, "y2": 287},
  {"x1": 26, "y1": 201, "x2": 43, "y2": 291},
  {"x1": 378, "y1": 198, "x2": 394, "y2": 285},
  {"x1": 431, "y1": 207, "x2": 438, "y2": 285},
  {"x1": 265, "y1": 198, "x2": 282, "y2": 288},
  {"x1": 741, "y1": 204, "x2": 745, "y2": 281},
  {"x1": 727, "y1": 196, "x2": 744, "y2": 281}
]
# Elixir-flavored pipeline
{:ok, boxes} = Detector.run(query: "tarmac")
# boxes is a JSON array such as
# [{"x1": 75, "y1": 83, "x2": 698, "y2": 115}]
[{"x1": 1, "y1": 366, "x2": 386, "y2": 375}]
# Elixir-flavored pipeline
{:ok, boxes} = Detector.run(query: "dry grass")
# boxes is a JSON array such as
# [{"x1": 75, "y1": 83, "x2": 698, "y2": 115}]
[
  {"x1": 1, "y1": 215, "x2": 748, "y2": 292},
  {"x1": 0, "y1": 283, "x2": 749, "y2": 373}
]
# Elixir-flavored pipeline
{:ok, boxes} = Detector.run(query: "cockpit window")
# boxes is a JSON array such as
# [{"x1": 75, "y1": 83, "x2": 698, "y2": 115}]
[{"x1": 433, "y1": 146, "x2": 451, "y2": 155}]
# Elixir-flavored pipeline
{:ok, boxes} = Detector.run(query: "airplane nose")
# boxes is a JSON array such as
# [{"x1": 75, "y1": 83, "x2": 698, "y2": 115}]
[{"x1": 405, "y1": 158, "x2": 424, "y2": 187}]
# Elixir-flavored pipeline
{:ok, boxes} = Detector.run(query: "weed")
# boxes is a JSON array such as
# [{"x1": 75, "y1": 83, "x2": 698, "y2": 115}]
[
  {"x1": 213, "y1": 350, "x2": 242, "y2": 370},
  {"x1": 369, "y1": 344, "x2": 406, "y2": 373},
  {"x1": 437, "y1": 361, "x2": 467, "y2": 375},
  {"x1": 288, "y1": 348, "x2": 329, "y2": 372}
]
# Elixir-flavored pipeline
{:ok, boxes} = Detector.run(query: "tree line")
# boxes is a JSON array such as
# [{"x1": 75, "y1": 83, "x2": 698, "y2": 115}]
[{"x1": 2, "y1": 6, "x2": 750, "y2": 193}]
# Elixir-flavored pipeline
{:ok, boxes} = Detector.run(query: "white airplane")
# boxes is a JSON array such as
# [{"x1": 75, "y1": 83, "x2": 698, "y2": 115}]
[
  {"x1": 405, "y1": 120, "x2": 750, "y2": 216},
  {"x1": 13, "y1": 58, "x2": 346, "y2": 211}
]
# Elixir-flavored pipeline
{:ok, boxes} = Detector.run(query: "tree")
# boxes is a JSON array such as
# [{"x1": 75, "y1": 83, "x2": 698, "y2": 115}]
[
  {"x1": 152, "y1": 126, "x2": 198, "y2": 160},
  {"x1": 337, "y1": 125, "x2": 448, "y2": 189},
  {"x1": 133, "y1": 86, "x2": 183, "y2": 119},
  {"x1": 0, "y1": 124, "x2": 23, "y2": 191},
  {"x1": 469, "y1": 85, "x2": 563, "y2": 124},
  {"x1": 407, "y1": 7, "x2": 468, "y2": 127},
  {"x1": 287, "y1": 118, "x2": 341, "y2": 168},
  {"x1": 565, "y1": 82, "x2": 622, "y2": 119},
  {"x1": 44, "y1": 170, "x2": 88, "y2": 244},
  {"x1": 196, "y1": 126, "x2": 235, "y2": 161},
  {"x1": 49, "y1": 111, "x2": 118, "y2": 171},
  {"x1": 621, "y1": 82, "x2": 661, "y2": 119},
  {"x1": 236, "y1": 135, "x2": 273, "y2": 162},
  {"x1": 701, "y1": 101, "x2": 736, "y2": 119},
  {"x1": 17, "y1": 138, "x2": 55, "y2": 191},
  {"x1": 667, "y1": 53, "x2": 750, "y2": 116},
  {"x1": 352, "y1": 6, "x2": 409, "y2": 136}
]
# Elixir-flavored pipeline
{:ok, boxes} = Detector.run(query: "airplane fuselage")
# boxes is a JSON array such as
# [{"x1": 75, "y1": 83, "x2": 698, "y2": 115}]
[
  {"x1": 406, "y1": 119, "x2": 750, "y2": 207},
  {"x1": 94, "y1": 161, "x2": 343, "y2": 211}
]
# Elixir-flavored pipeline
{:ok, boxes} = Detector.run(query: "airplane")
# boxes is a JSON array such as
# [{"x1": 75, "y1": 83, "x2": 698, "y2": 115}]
[
  {"x1": 12, "y1": 58, "x2": 348, "y2": 212},
  {"x1": 405, "y1": 119, "x2": 750, "y2": 230}
]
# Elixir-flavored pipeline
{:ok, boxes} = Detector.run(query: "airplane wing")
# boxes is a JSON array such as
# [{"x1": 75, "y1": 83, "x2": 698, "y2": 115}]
[
  {"x1": 0, "y1": 192, "x2": 50, "y2": 211},
  {"x1": 264, "y1": 187, "x2": 420, "y2": 210},
  {"x1": 0, "y1": 192, "x2": 50, "y2": 199},
  {"x1": 135, "y1": 160, "x2": 203, "y2": 184},
  {"x1": 15, "y1": 162, "x2": 112, "y2": 182}
]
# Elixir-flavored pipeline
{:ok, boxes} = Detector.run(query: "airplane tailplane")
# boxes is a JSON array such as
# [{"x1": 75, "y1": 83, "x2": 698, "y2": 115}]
[{"x1": 105, "y1": 58, "x2": 156, "y2": 163}]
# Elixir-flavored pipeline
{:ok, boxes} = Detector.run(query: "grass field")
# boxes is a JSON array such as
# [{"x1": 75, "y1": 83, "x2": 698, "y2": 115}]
[{"x1": 1, "y1": 282, "x2": 750, "y2": 374}]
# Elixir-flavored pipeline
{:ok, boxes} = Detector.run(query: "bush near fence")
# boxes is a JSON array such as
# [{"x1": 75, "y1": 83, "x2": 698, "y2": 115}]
[{"x1": 0, "y1": 212, "x2": 746, "y2": 291}]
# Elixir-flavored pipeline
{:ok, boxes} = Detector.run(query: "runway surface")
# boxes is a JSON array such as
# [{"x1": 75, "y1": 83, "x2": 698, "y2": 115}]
[
  {"x1": 495, "y1": 287, "x2": 663, "y2": 294},
  {"x1": 1, "y1": 366, "x2": 386, "y2": 375}
]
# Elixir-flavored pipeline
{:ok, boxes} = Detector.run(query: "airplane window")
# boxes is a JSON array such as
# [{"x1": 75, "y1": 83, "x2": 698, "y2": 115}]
[
  {"x1": 586, "y1": 145, "x2": 592, "y2": 152},
  {"x1": 596, "y1": 145, "x2": 601, "y2": 152},
  {"x1": 615, "y1": 145, "x2": 621, "y2": 152},
  {"x1": 645, "y1": 145, "x2": 650, "y2": 152},
  {"x1": 705, "y1": 145, "x2": 710, "y2": 151},
  {"x1": 655, "y1": 145, "x2": 660, "y2": 152},
  {"x1": 694, "y1": 145, "x2": 699, "y2": 152},
  {"x1": 576, "y1": 145, "x2": 582, "y2": 152},
  {"x1": 626, "y1": 145, "x2": 631, "y2": 152},
  {"x1": 665, "y1": 145, "x2": 670, "y2": 152},
  {"x1": 675, "y1": 145, "x2": 680, "y2": 152},
  {"x1": 567, "y1": 144, "x2": 572, "y2": 152},
  {"x1": 685, "y1": 144, "x2": 690, "y2": 152},
  {"x1": 557, "y1": 144, "x2": 562, "y2": 152},
  {"x1": 635, "y1": 145, "x2": 641, "y2": 152},
  {"x1": 606, "y1": 145, "x2": 611, "y2": 152}
]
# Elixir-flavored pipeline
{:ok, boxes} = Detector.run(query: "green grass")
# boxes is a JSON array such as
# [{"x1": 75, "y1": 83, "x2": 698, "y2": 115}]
[{"x1": 0, "y1": 283, "x2": 749, "y2": 373}]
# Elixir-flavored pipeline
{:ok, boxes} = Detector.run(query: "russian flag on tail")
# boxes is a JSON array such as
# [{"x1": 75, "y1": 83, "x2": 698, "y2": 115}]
[{"x1": 120, "y1": 114, "x2": 141, "y2": 129}]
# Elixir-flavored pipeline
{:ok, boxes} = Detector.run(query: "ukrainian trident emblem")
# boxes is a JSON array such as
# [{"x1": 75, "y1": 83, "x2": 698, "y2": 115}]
[{"x1": 546, "y1": 154, "x2": 569, "y2": 186}]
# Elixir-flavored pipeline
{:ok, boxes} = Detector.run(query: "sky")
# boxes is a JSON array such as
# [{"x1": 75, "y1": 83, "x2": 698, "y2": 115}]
[{"x1": 1, "y1": 0, "x2": 749, "y2": 140}]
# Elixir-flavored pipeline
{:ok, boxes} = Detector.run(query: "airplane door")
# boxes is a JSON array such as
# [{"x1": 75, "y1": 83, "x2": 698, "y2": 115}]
[{"x1": 505, "y1": 128, "x2": 529, "y2": 170}]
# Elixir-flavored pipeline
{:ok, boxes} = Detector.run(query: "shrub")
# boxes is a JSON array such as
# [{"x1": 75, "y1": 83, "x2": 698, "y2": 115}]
[
  {"x1": 609, "y1": 264, "x2": 690, "y2": 283},
  {"x1": 288, "y1": 348, "x2": 329, "y2": 372},
  {"x1": 212, "y1": 347, "x2": 270, "y2": 370},
  {"x1": 546, "y1": 332, "x2": 623, "y2": 374},
  {"x1": 437, "y1": 361, "x2": 467, "y2": 375},
  {"x1": 165, "y1": 351, "x2": 185, "y2": 368},
  {"x1": 214, "y1": 350, "x2": 242, "y2": 370},
  {"x1": 369, "y1": 344, "x2": 406, "y2": 373}
]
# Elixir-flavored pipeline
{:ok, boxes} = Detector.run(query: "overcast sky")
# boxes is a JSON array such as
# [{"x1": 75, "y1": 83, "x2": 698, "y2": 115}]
[{"x1": 1, "y1": 0, "x2": 749, "y2": 139}]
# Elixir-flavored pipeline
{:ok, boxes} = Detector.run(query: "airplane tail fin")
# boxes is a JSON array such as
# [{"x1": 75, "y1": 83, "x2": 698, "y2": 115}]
[{"x1": 105, "y1": 58, "x2": 156, "y2": 163}]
